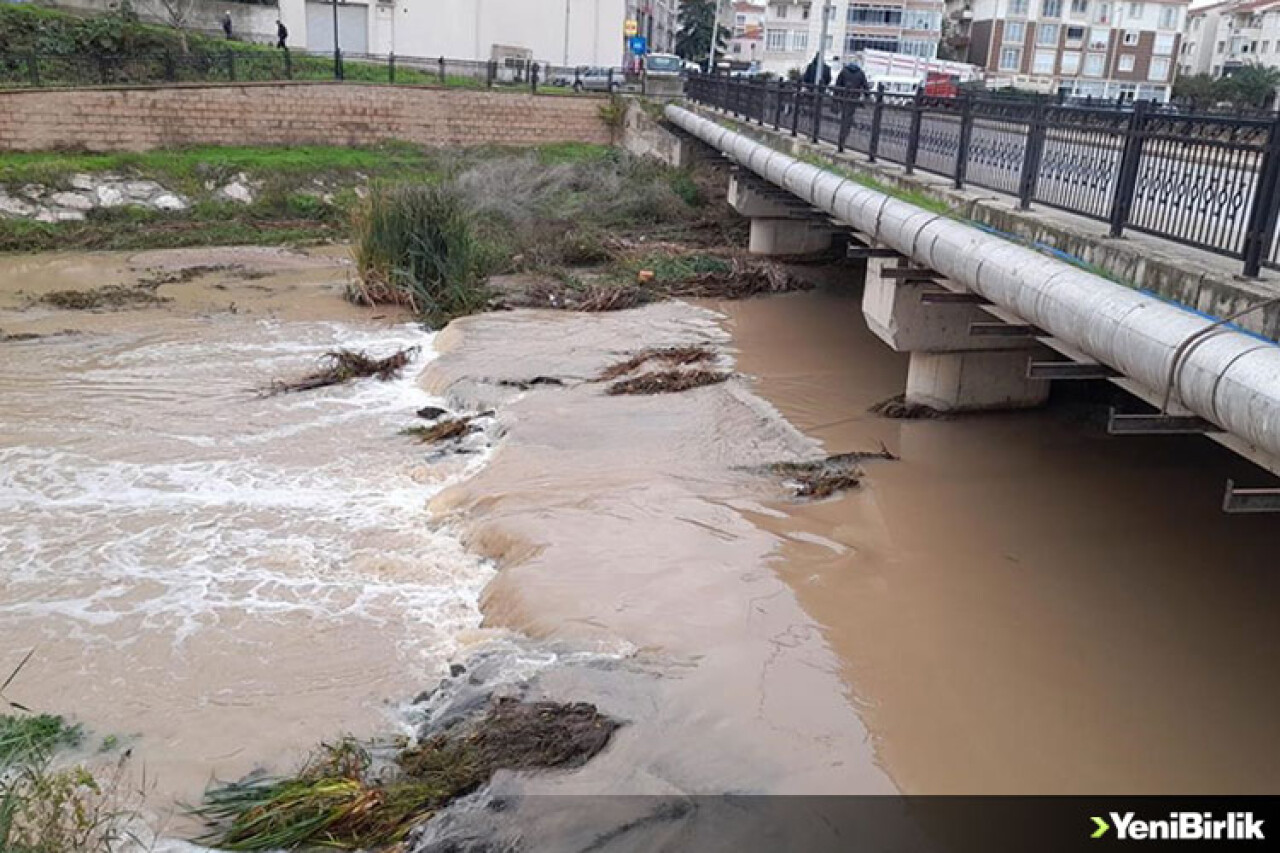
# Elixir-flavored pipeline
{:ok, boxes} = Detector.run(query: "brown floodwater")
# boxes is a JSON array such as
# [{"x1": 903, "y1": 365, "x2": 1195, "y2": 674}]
[{"x1": 714, "y1": 285, "x2": 1280, "y2": 795}]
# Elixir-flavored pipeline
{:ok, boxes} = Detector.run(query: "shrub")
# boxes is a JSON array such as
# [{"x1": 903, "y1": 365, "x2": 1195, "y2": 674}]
[{"x1": 350, "y1": 184, "x2": 493, "y2": 324}]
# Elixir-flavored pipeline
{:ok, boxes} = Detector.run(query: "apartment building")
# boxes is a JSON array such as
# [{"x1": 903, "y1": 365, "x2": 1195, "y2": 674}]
[
  {"x1": 629, "y1": 0, "x2": 681, "y2": 55},
  {"x1": 967, "y1": 0, "x2": 1188, "y2": 100},
  {"x1": 729, "y1": 1, "x2": 768, "y2": 66},
  {"x1": 761, "y1": 1, "x2": 946, "y2": 74},
  {"x1": 1183, "y1": 0, "x2": 1280, "y2": 78}
]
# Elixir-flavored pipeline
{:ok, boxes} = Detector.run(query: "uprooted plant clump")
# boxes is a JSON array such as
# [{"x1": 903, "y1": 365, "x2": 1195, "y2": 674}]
[
  {"x1": 770, "y1": 448, "x2": 898, "y2": 500},
  {"x1": 37, "y1": 283, "x2": 171, "y2": 311},
  {"x1": 193, "y1": 698, "x2": 619, "y2": 851},
  {"x1": 401, "y1": 415, "x2": 480, "y2": 445},
  {"x1": 598, "y1": 346, "x2": 716, "y2": 381},
  {"x1": 607, "y1": 368, "x2": 731, "y2": 396},
  {"x1": 264, "y1": 347, "x2": 418, "y2": 395},
  {"x1": 869, "y1": 393, "x2": 950, "y2": 420}
]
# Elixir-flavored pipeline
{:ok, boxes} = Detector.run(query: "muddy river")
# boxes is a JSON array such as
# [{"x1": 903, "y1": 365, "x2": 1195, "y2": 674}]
[{"x1": 1, "y1": 248, "x2": 1278, "y2": 841}]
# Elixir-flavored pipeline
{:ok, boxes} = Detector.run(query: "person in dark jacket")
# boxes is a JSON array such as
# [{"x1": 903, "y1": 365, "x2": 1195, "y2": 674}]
[
  {"x1": 222, "y1": 12, "x2": 233, "y2": 40},
  {"x1": 801, "y1": 53, "x2": 831, "y2": 87},
  {"x1": 276, "y1": 19, "x2": 289, "y2": 50},
  {"x1": 835, "y1": 62, "x2": 869, "y2": 95}
]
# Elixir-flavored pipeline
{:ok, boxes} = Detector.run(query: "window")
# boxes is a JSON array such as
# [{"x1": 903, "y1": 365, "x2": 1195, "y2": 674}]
[
  {"x1": 1042, "y1": 0, "x2": 1063, "y2": 17},
  {"x1": 1084, "y1": 53, "x2": 1105, "y2": 75},
  {"x1": 732, "y1": 42, "x2": 743, "y2": 54},
  {"x1": 1061, "y1": 51, "x2": 1082, "y2": 73},
  {"x1": 1154, "y1": 33, "x2": 1175, "y2": 55},
  {"x1": 1038, "y1": 23, "x2": 1061, "y2": 45},
  {"x1": 1149, "y1": 57, "x2": 1170, "y2": 80},
  {"x1": 1066, "y1": 25, "x2": 1086, "y2": 45},
  {"x1": 1264, "y1": 41, "x2": 1271, "y2": 54},
  {"x1": 766, "y1": 29, "x2": 787, "y2": 51},
  {"x1": 1217, "y1": 41, "x2": 1225, "y2": 54},
  {"x1": 1009, "y1": 0, "x2": 1030, "y2": 15},
  {"x1": 1158, "y1": 6, "x2": 1178, "y2": 29},
  {"x1": 1006, "y1": 22, "x2": 1027, "y2": 42},
  {"x1": 900, "y1": 39, "x2": 939, "y2": 58},
  {"x1": 847, "y1": 4, "x2": 904, "y2": 26},
  {"x1": 1118, "y1": 54, "x2": 1135, "y2": 71},
  {"x1": 1123, "y1": 30, "x2": 1139, "y2": 46},
  {"x1": 802, "y1": 5, "x2": 810, "y2": 19},
  {"x1": 847, "y1": 36, "x2": 900, "y2": 52},
  {"x1": 1088, "y1": 27, "x2": 1109, "y2": 50},
  {"x1": 903, "y1": 10, "x2": 942, "y2": 30},
  {"x1": 736, "y1": 13, "x2": 747, "y2": 25},
  {"x1": 1094, "y1": 2, "x2": 1112, "y2": 24},
  {"x1": 1071, "y1": 0, "x2": 1089, "y2": 14},
  {"x1": 1034, "y1": 49, "x2": 1057, "y2": 73},
  {"x1": 1000, "y1": 47, "x2": 1023, "y2": 70},
  {"x1": 1128, "y1": 2, "x2": 1143, "y2": 15},
  {"x1": 789, "y1": 30, "x2": 808, "y2": 52},
  {"x1": 771, "y1": 4, "x2": 786, "y2": 20}
]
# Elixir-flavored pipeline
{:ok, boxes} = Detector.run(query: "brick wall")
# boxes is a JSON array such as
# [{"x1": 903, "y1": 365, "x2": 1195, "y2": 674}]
[{"x1": 0, "y1": 83, "x2": 612, "y2": 152}]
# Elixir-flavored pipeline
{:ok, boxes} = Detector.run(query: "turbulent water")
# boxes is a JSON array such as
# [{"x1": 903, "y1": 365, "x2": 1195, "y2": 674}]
[{"x1": 0, "y1": 252, "x2": 500, "y2": 813}]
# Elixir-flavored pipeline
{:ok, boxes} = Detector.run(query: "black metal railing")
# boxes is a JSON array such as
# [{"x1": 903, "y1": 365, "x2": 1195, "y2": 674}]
[
  {"x1": 687, "y1": 75, "x2": 1280, "y2": 277},
  {"x1": 0, "y1": 49, "x2": 595, "y2": 96}
]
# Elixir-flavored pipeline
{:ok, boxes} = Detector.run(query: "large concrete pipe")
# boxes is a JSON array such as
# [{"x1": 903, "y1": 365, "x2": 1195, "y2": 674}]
[{"x1": 665, "y1": 104, "x2": 1280, "y2": 461}]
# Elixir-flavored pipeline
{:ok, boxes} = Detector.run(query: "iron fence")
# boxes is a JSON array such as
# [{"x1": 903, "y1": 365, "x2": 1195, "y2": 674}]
[
  {"x1": 686, "y1": 75, "x2": 1280, "y2": 278},
  {"x1": 0, "y1": 49, "x2": 591, "y2": 95}
]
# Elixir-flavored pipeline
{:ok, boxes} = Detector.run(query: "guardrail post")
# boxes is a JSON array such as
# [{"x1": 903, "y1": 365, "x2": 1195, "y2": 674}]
[
  {"x1": 26, "y1": 52, "x2": 40, "y2": 87},
  {"x1": 790, "y1": 82, "x2": 802, "y2": 137},
  {"x1": 868, "y1": 85, "x2": 885, "y2": 163},
  {"x1": 283, "y1": 48, "x2": 293, "y2": 80},
  {"x1": 755, "y1": 79, "x2": 766, "y2": 124},
  {"x1": 438, "y1": 56, "x2": 446, "y2": 84},
  {"x1": 773, "y1": 80, "x2": 785, "y2": 130},
  {"x1": 225, "y1": 50, "x2": 236, "y2": 82},
  {"x1": 904, "y1": 89, "x2": 924, "y2": 174},
  {"x1": 1107, "y1": 100, "x2": 1149, "y2": 238},
  {"x1": 531, "y1": 62, "x2": 539, "y2": 93},
  {"x1": 608, "y1": 67, "x2": 615, "y2": 91},
  {"x1": 335, "y1": 48, "x2": 344, "y2": 81},
  {"x1": 811, "y1": 81, "x2": 824, "y2": 143},
  {"x1": 837, "y1": 93, "x2": 853, "y2": 153},
  {"x1": 487, "y1": 60, "x2": 496, "y2": 88},
  {"x1": 1242, "y1": 116, "x2": 1280, "y2": 277},
  {"x1": 1016, "y1": 99, "x2": 1046, "y2": 209},
  {"x1": 388, "y1": 53, "x2": 395, "y2": 83},
  {"x1": 955, "y1": 94, "x2": 974, "y2": 189}
]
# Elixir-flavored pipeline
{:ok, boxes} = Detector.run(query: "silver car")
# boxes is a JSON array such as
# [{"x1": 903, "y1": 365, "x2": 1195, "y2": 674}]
[{"x1": 573, "y1": 67, "x2": 623, "y2": 92}]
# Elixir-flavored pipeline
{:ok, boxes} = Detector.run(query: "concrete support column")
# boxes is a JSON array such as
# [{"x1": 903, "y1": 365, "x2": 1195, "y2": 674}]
[
  {"x1": 748, "y1": 218, "x2": 835, "y2": 255},
  {"x1": 906, "y1": 350, "x2": 1050, "y2": 412}
]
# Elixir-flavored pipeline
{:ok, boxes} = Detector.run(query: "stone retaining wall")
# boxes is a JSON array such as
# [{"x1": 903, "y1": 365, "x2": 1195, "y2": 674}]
[{"x1": 0, "y1": 82, "x2": 611, "y2": 152}]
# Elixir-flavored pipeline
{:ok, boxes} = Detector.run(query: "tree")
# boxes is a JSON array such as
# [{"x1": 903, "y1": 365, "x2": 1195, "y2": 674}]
[
  {"x1": 1171, "y1": 72, "x2": 1221, "y2": 106},
  {"x1": 1220, "y1": 62, "x2": 1280, "y2": 109},
  {"x1": 675, "y1": 0, "x2": 729, "y2": 69},
  {"x1": 149, "y1": 0, "x2": 201, "y2": 54}
]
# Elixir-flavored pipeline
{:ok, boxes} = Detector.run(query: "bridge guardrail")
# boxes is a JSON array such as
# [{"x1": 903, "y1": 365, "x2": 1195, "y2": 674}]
[{"x1": 687, "y1": 75, "x2": 1280, "y2": 278}]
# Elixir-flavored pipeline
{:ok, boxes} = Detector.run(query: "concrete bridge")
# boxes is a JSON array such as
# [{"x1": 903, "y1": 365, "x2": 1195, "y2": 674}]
[{"x1": 661, "y1": 103, "x2": 1280, "y2": 513}]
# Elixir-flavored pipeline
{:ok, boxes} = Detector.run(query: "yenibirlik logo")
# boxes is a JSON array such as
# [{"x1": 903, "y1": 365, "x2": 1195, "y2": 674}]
[{"x1": 1090, "y1": 812, "x2": 1265, "y2": 841}]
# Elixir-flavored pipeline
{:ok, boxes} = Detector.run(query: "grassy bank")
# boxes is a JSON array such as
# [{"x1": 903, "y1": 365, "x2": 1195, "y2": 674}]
[{"x1": 0, "y1": 142, "x2": 623, "y2": 253}]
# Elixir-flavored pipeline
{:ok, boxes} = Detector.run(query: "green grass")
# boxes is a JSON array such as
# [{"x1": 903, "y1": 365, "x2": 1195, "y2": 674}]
[{"x1": 0, "y1": 715, "x2": 82, "y2": 768}]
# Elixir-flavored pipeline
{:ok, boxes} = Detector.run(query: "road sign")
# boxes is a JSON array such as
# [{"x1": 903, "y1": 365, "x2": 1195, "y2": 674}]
[
  {"x1": 624, "y1": 19, "x2": 638, "y2": 37},
  {"x1": 628, "y1": 36, "x2": 648, "y2": 56}
]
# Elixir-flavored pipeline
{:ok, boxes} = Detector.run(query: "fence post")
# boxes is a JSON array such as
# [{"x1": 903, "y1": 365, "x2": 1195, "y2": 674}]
[
  {"x1": 811, "y1": 81, "x2": 824, "y2": 143},
  {"x1": 790, "y1": 83, "x2": 802, "y2": 137},
  {"x1": 1107, "y1": 100, "x2": 1149, "y2": 238},
  {"x1": 955, "y1": 94, "x2": 974, "y2": 189},
  {"x1": 531, "y1": 62, "x2": 539, "y2": 93},
  {"x1": 97, "y1": 54, "x2": 110, "y2": 85},
  {"x1": 773, "y1": 80, "x2": 785, "y2": 129},
  {"x1": 1242, "y1": 116, "x2": 1280, "y2": 277},
  {"x1": 335, "y1": 49, "x2": 344, "y2": 81},
  {"x1": 283, "y1": 48, "x2": 293, "y2": 80},
  {"x1": 756, "y1": 79, "x2": 766, "y2": 124},
  {"x1": 487, "y1": 60, "x2": 496, "y2": 88},
  {"x1": 438, "y1": 56, "x2": 446, "y2": 84},
  {"x1": 1016, "y1": 99, "x2": 1047, "y2": 210},
  {"x1": 574, "y1": 66, "x2": 582, "y2": 89},
  {"x1": 868, "y1": 85, "x2": 885, "y2": 163},
  {"x1": 904, "y1": 89, "x2": 925, "y2": 175},
  {"x1": 26, "y1": 52, "x2": 40, "y2": 87},
  {"x1": 608, "y1": 67, "x2": 615, "y2": 92},
  {"x1": 837, "y1": 93, "x2": 853, "y2": 153},
  {"x1": 225, "y1": 50, "x2": 236, "y2": 82}
]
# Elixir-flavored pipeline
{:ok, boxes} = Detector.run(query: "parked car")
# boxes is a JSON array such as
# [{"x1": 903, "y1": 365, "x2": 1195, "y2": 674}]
[{"x1": 573, "y1": 67, "x2": 623, "y2": 92}]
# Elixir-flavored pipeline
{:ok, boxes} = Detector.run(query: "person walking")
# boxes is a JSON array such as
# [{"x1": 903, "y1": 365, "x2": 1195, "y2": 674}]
[
  {"x1": 835, "y1": 61, "x2": 869, "y2": 96},
  {"x1": 222, "y1": 11, "x2": 233, "y2": 40},
  {"x1": 276, "y1": 19, "x2": 289, "y2": 50}
]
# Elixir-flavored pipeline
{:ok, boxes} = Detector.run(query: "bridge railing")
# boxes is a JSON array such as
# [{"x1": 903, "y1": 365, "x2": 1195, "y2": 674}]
[{"x1": 687, "y1": 75, "x2": 1280, "y2": 278}]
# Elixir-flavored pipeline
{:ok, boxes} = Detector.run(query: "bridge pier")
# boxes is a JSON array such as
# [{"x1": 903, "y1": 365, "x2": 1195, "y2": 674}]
[
  {"x1": 727, "y1": 172, "x2": 839, "y2": 257},
  {"x1": 861, "y1": 256, "x2": 1049, "y2": 412}
]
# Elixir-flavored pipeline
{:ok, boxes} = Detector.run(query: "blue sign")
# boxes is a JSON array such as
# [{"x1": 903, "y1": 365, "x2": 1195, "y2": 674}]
[{"x1": 628, "y1": 36, "x2": 648, "y2": 56}]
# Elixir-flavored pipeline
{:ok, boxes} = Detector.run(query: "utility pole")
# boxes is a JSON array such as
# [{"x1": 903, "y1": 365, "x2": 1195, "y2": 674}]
[
  {"x1": 563, "y1": 0, "x2": 571, "y2": 66},
  {"x1": 817, "y1": 1, "x2": 834, "y2": 70},
  {"x1": 332, "y1": 0, "x2": 341, "y2": 80},
  {"x1": 710, "y1": 0, "x2": 727, "y2": 73}
]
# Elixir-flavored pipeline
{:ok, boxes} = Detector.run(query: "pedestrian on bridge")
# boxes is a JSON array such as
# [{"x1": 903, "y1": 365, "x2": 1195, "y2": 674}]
[
  {"x1": 276, "y1": 19, "x2": 289, "y2": 50},
  {"x1": 222, "y1": 11, "x2": 233, "y2": 40}
]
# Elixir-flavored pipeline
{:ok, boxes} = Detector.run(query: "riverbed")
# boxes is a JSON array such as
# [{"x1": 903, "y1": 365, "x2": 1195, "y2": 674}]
[{"x1": 2, "y1": 247, "x2": 1278, "y2": 844}]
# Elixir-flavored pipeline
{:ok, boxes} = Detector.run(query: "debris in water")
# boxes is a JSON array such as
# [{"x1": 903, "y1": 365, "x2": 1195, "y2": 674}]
[
  {"x1": 416, "y1": 406, "x2": 451, "y2": 421},
  {"x1": 607, "y1": 368, "x2": 730, "y2": 396},
  {"x1": 265, "y1": 347, "x2": 419, "y2": 395},
  {"x1": 38, "y1": 284, "x2": 171, "y2": 311},
  {"x1": 402, "y1": 416, "x2": 478, "y2": 444},
  {"x1": 598, "y1": 346, "x2": 715, "y2": 381},
  {"x1": 496, "y1": 376, "x2": 565, "y2": 389},
  {"x1": 193, "y1": 698, "x2": 618, "y2": 851},
  {"x1": 660, "y1": 256, "x2": 810, "y2": 299},
  {"x1": 869, "y1": 393, "x2": 949, "y2": 420},
  {"x1": 770, "y1": 451, "x2": 887, "y2": 500}
]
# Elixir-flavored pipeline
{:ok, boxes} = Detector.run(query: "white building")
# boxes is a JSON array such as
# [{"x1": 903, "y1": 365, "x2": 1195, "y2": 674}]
[
  {"x1": 1180, "y1": 1, "x2": 1233, "y2": 76},
  {"x1": 1182, "y1": 0, "x2": 1280, "y2": 77},
  {"x1": 729, "y1": 1, "x2": 768, "y2": 66},
  {"x1": 761, "y1": 1, "x2": 946, "y2": 76}
]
